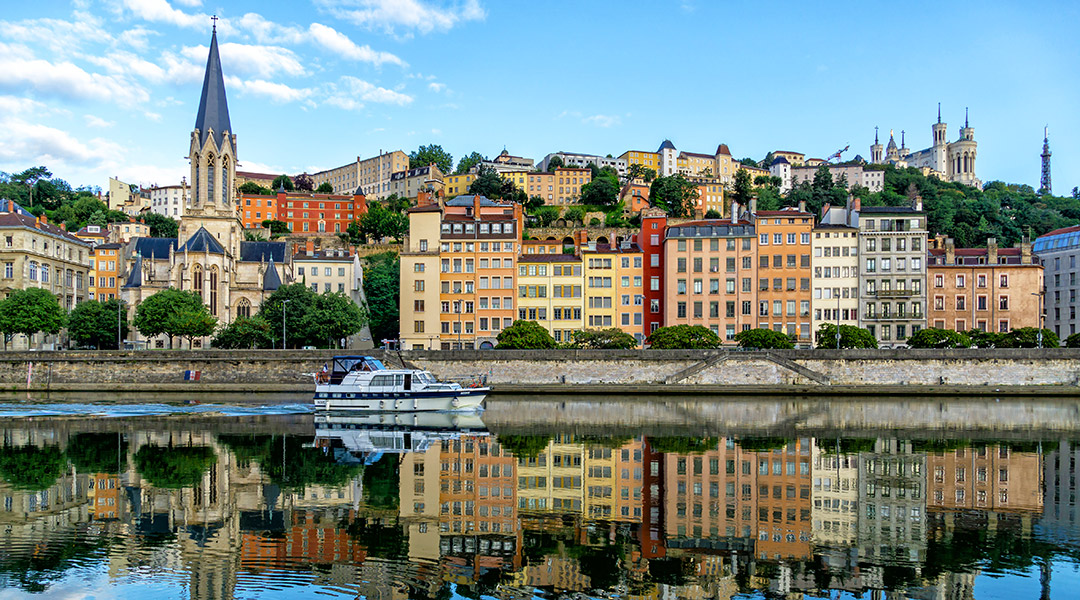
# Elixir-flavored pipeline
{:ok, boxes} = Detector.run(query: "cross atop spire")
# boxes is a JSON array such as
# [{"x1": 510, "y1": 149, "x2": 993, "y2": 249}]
[{"x1": 211, "y1": 14, "x2": 218, "y2": 33}]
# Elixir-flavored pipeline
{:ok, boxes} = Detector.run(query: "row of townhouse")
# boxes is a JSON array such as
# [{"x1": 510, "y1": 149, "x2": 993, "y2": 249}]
[{"x1": 398, "y1": 194, "x2": 1043, "y2": 349}]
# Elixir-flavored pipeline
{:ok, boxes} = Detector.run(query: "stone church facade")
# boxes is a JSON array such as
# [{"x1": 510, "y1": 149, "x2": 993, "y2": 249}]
[
  {"x1": 121, "y1": 27, "x2": 288, "y2": 348},
  {"x1": 870, "y1": 106, "x2": 981, "y2": 189}
]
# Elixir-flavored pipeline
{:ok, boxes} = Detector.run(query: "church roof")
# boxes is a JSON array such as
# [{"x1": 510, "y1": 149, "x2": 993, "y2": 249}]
[
  {"x1": 123, "y1": 254, "x2": 142, "y2": 288},
  {"x1": 194, "y1": 29, "x2": 232, "y2": 149},
  {"x1": 262, "y1": 257, "x2": 282, "y2": 291},
  {"x1": 657, "y1": 140, "x2": 676, "y2": 152},
  {"x1": 133, "y1": 237, "x2": 176, "y2": 260},
  {"x1": 240, "y1": 240, "x2": 286, "y2": 262},
  {"x1": 179, "y1": 227, "x2": 226, "y2": 254}
]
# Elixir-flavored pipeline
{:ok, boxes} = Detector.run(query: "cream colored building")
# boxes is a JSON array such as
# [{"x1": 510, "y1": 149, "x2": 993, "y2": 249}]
[
  {"x1": 149, "y1": 184, "x2": 187, "y2": 218},
  {"x1": 312, "y1": 150, "x2": 409, "y2": 199},
  {"x1": 293, "y1": 248, "x2": 354, "y2": 295},
  {"x1": 811, "y1": 216, "x2": 860, "y2": 340},
  {"x1": 0, "y1": 203, "x2": 93, "y2": 348},
  {"x1": 109, "y1": 219, "x2": 150, "y2": 244},
  {"x1": 871, "y1": 108, "x2": 981, "y2": 189},
  {"x1": 811, "y1": 444, "x2": 860, "y2": 548},
  {"x1": 399, "y1": 206, "x2": 442, "y2": 349},
  {"x1": 388, "y1": 164, "x2": 444, "y2": 199}
]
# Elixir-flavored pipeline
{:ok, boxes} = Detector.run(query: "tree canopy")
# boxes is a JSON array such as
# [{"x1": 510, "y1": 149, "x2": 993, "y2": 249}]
[
  {"x1": 239, "y1": 181, "x2": 274, "y2": 195},
  {"x1": 260, "y1": 282, "x2": 369, "y2": 349},
  {"x1": 362, "y1": 252, "x2": 398, "y2": 345},
  {"x1": 315, "y1": 182, "x2": 334, "y2": 193},
  {"x1": 496, "y1": 320, "x2": 556, "y2": 349},
  {"x1": 0, "y1": 288, "x2": 66, "y2": 348},
  {"x1": 734, "y1": 328, "x2": 794, "y2": 349},
  {"x1": 211, "y1": 315, "x2": 274, "y2": 349},
  {"x1": 134, "y1": 445, "x2": 216, "y2": 489},
  {"x1": 294, "y1": 173, "x2": 314, "y2": 192},
  {"x1": 133, "y1": 288, "x2": 215, "y2": 348},
  {"x1": 141, "y1": 213, "x2": 178, "y2": 238},
  {"x1": 409, "y1": 144, "x2": 453, "y2": 174},
  {"x1": 580, "y1": 173, "x2": 620, "y2": 207},
  {"x1": 650, "y1": 174, "x2": 700, "y2": 217},
  {"x1": 731, "y1": 168, "x2": 754, "y2": 208},
  {"x1": 271, "y1": 174, "x2": 294, "y2": 191},
  {"x1": 647, "y1": 325, "x2": 722, "y2": 349},
  {"x1": 568, "y1": 328, "x2": 639, "y2": 349},
  {"x1": 906, "y1": 328, "x2": 971, "y2": 349},
  {"x1": 67, "y1": 299, "x2": 128, "y2": 349},
  {"x1": 455, "y1": 151, "x2": 485, "y2": 175},
  {"x1": 815, "y1": 323, "x2": 878, "y2": 349}
]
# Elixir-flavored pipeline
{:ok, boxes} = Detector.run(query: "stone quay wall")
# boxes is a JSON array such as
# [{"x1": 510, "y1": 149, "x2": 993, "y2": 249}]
[{"x1": 1, "y1": 348, "x2": 1079, "y2": 393}]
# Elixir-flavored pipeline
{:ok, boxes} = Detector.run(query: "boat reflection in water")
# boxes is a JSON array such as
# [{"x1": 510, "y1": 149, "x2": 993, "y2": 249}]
[{"x1": 0, "y1": 398, "x2": 1077, "y2": 599}]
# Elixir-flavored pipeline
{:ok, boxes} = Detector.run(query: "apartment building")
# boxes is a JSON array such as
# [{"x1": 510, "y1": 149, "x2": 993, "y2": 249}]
[
  {"x1": 515, "y1": 434, "x2": 585, "y2": 515},
  {"x1": 477, "y1": 149, "x2": 534, "y2": 174},
  {"x1": 926, "y1": 444, "x2": 1043, "y2": 515},
  {"x1": 444, "y1": 173, "x2": 477, "y2": 198},
  {"x1": 1032, "y1": 225, "x2": 1080, "y2": 338},
  {"x1": 661, "y1": 438, "x2": 758, "y2": 548},
  {"x1": 580, "y1": 241, "x2": 645, "y2": 343},
  {"x1": 538, "y1": 152, "x2": 628, "y2": 177},
  {"x1": 663, "y1": 217, "x2": 758, "y2": 343},
  {"x1": 108, "y1": 219, "x2": 150, "y2": 245},
  {"x1": 268, "y1": 190, "x2": 367, "y2": 235},
  {"x1": 238, "y1": 194, "x2": 277, "y2": 229},
  {"x1": 751, "y1": 438, "x2": 813, "y2": 561},
  {"x1": 811, "y1": 444, "x2": 860, "y2": 549},
  {"x1": 293, "y1": 248, "x2": 355, "y2": 295},
  {"x1": 856, "y1": 440, "x2": 928, "y2": 565},
  {"x1": 311, "y1": 150, "x2": 409, "y2": 199},
  {"x1": 857, "y1": 201, "x2": 928, "y2": 347},
  {"x1": 389, "y1": 164, "x2": 444, "y2": 199},
  {"x1": 90, "y1": 242, "x2": 123, "y2": 301},
  {"x1": 755, "y1": 208, "x2": 814, "y2": 345},
  {"x1": 618, "y1": 149, "x2": 660, "y2": 172},
  {"x1": 148, "y1": 184, "x2": 186, "y2": 218},
  {"x1": 400, "y1": 205, "x2": 443, "y2": 349},
  {"x1": 812, "y1": 204, "x2": 860, "y2": 339},
  {"x1": 776, "y1": 163, "x2": 885, "y2": 194},
  {"x1": 927, "y1": 237, "x2": 1042, "y2": 333},
  {"x1": 638, "y1": 209, "x2": 667, "y2": 337},
  {"x1": 517, "y1": 241, "x2": 583, "y2": 345}
]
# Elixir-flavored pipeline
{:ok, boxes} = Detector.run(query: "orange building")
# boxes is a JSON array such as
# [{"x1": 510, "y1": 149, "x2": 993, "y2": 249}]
[
  {"x1": 749, "y1": 438, "x2": 813, "y2": 561},
  {"x1": 754, "y1": 208, "x2": 814, "y2": 345},
  {"x1": 90, "y1": 242, "x2": 123, "y2": 301},
  {"x1": 661, "y1": 438, "x2": 759, "y2": 547},
  {"x1": 927, "y1": 444, "x2": 1043, "y2": 515},
  {"x1": 238, "y1": 194, "x2": 277, "y2": 228},
  {"x1": 927, "y1": 237, "x2": 1042, "y2": 333},
  {"x1": 265, "y1": 190, "x2": 368, "y2": 235},
  {"x1": 620, "y1": 182, "x2": 650, "y2": 213},
  {"x1": 663, "y1": 217, "x2": 758, "y2": 343}
]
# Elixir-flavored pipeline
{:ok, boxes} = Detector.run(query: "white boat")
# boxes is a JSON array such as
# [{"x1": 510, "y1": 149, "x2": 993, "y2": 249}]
[
  {"x1": 312, "y1": 355, "x2": 488, "y2": 412},
  {"x1": 313, "y1": 411, "x2": 490, "y2": 464}
]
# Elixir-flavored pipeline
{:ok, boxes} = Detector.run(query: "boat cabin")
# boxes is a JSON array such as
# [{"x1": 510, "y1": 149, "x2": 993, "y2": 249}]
[{"x1": 329, "y1": 356, "x2": 387, "y2": 384}]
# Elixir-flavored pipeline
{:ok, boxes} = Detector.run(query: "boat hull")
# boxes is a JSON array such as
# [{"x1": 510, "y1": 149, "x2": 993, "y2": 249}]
[{"x1": 313, "y1": 387, "x2": 487, "y2": 412}]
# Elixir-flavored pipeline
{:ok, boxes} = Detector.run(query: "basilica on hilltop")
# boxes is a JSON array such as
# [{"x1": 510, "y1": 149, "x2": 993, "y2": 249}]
[{"x1": 870, "y1": 105, "x2": 981, "y2": 189}]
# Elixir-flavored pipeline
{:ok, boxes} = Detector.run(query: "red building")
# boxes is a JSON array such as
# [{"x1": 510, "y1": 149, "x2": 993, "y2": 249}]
[
  {"x1": 243, "y1": 190, "x2": 368, "y2": 235},
  {"x1": 637, "y1": 207, "x2": 668, "y2": 338}
]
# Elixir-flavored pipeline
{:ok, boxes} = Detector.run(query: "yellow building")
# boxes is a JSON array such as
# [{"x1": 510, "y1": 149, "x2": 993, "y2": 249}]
[
  {"x1": 90, "y1": 243, "x2": 123, "y2": 301},
  {"x1": 517, "y1": 242, "x2": 583, "y2": 344},
  {"x1": 584, "y1": 439, "x2": 643, "y2": 523},
  {"x1": 443, "y1": 173, "x2": 477, "y2": 198},
  {"x1": 582, "y1": 241, "x2": 645, "y2": 344},
  {"x1": 515, "y1": 434, "x2": 585, "y2": 514},
  {"x1": 619, "y1": 150, "x2": 660, "y2": 171}
]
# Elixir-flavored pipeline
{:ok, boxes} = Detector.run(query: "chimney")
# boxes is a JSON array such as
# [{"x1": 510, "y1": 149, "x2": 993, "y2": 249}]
[
  {"x1": 749, "y1": 196, "x2": 757, "y2": 215},
  {"x1": 473, "y1": 195, "x2": 482, "y2": 219},
  {"x1": 39, "y1": 214, "x2": 47, "y2": 225},
  {"x1": 575, "y1": 230, "x2": 588, "y2": 251},
  {"x1": 852, "y1": 197, "x2": 861, "y2": 212},
  {"x1": 730, "y1": 202, "x2": 739, "y2": 223},
  {"x1": 1021, "y1": 236, "x2": 1032, "y2": 264},
  {"x1": 306, "y1": 239, "x2": 315, "y2": 253},
  {"x1": 913, "y1": 195, "x2": 923, "y2": 212},
  {"x1": 945, "y1": 237, "x2": 955, "y2": 265},
  {"x1": 821, "y1": 203, "x2": 831, "y2": 220},
  {"x1": 798, "y1": 200, "x2": 806, "y2": 213},
  {"x1": 60, "y1": 223, "x2": 66, "y2": 231},
  {"x1": 987, "y1": 238, "x2": 998, "y2": 264}
]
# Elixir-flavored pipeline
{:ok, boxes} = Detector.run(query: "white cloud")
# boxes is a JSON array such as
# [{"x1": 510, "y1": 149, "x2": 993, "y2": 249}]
[
  {"x1": 0, "y1": 117, "x2": 125, "y2": 167},
  {"x1": 121, "y1": 0, "x2": 210, "y2": 30},
  {"x1": 158, "y1": 50, "x2": 203, "y2": 85},
  {"x1": 117, "y1": 26, "x2": 159, "y2": 52},
  {"x1": 181, "y1": 42, "x2": 306, "y2": 78},
  {"x1": 326, "y1": 75, "x2": 413, "y2": 110},
  {"x1": 308, "y1": 23, "x2": 404, "y2": 66},
  {"x1": 316, "y1": 0, "x2": 487, "y2": 35},
  {"x1": 428, "y1": 82, "x2": 445, "y2": 92},
  {"x1": 0, "y1": 48, "x2": 149, "y2": 107},
  {"x1": 84, "y1": 50, "x2": 167, "y2": 83},
  {"x1": 85, "y1": 114, "x2": 115, "y2": 128},
  {"x1": 431, "y1": 128, "x2": 441, "y2": 135},
  {"x1": 0, "y1": 96, "x2": 47, "y2": 115},
  {"x1": 225, "y1": 76, "x2": 314, "y2": 103},
  {"x1": 0, "y1": 16, "x2": 111, "y2": 56},
  {"x1": 174, "y1": 0, "x2": 203, "y2": 7},
  {"x1": 583, "y1": 114, "x2": 621, "y2": 127},
  {"x1": 234, "y1": 12, "x2": 306, "y2": 45}
]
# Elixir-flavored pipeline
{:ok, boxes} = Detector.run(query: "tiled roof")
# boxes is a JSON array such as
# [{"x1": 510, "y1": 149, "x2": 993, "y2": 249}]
[
  {"x1": 123, "y1": 254, "x2": 142, "y2": 288},
  {"x1": 133, "y1": 237, "x2": 177, "y2": 260},
  {"x1": 262, "y1": 258, "x2": 282, "y2": 291},
  {"x1": 178, "y1": 227, "x2": 226, "y2": 254},
  {"x1": 240, "y1": 241, "x2": 286, "y2": 262},
  {"x1": 0, "y1": 212, "x2": 90, "y2": 245},
  {"x1": 194, "y1": 30, "x2": 232, "y2": 149},
  {"x1": 755, "y1": 210, "x2": 812, "y2": 217}
]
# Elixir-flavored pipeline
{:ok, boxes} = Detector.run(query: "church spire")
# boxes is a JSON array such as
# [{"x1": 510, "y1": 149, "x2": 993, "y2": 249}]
[{"x1": 194, "y1": 22, "x2": 232, "y2": 150}]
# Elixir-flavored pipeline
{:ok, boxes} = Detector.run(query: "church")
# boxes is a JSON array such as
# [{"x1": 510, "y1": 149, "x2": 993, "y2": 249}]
[
  {"x1": 121, "y1": 25, "x2": 288, "y2": 348},
  {"x1": 870, "y1": 105, "x2": 981, "y2": 189}
]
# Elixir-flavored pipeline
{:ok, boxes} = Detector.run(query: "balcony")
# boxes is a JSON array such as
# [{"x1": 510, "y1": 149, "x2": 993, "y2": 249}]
[{"x1": 874, "y1": 289, "x2": 917, "y2": 298}]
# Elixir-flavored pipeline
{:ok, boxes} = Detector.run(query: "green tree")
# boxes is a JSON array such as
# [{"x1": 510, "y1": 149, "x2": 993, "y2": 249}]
[
  {"x1": 815, "y1": 323, "x2": 878, "y2": 349},
  {"x1": 455, "y1": 151, "x2": 485, "y2": 175},
  {"x1": 315, "y1": 182, "x2": 334, "y2": 193},
  {"x1": 305, "y1": 292, "x2": 368, "y2": 348},
  {"x1": 0, "y1": 288, "x2": 65, "y2": 349},
  {"x1": 532, "y1": 205, "x2": 560, "y2": 227},
  {"x1": 134, "y1": 445, "x2": 216, "y2": 488},
  {"x1": 568, "y1": 328, "x2": 639, "y2": 349},
  {"x1": 563, "y1": 205, "x2": 586, "y2": 224},
  {"x1": 211, "y1": 315, "x2": 274, "y2": 349},
  {"x1": 906, "y1": 328, "x2": 971, "y2": 349},
  {"x1": 294, "y1": 173, "x2": 314, "y2": 191},
  {"x1": 1065, "y1": 332, "x2": 1080, "y2": 348},
  {"x1": 133, "y1": 288, "x2": 215, "y2": 348},
  {"x1": 650, "y1": 174, "x2": 700, "y2": 217},
  {"x1": 546, "y1": 155, "x2": 565, "y2": 172},
  {"x1": 731, "y1": 168, "x2": 754, "y2": 208},
  {"x1": 141, "y1": 212, "x2": 178, "y2": 238},
  {"x1": 67, "y1": 299, "x2": 128, "y2": 349},
  {"x1": 260, "y1": 219, "x2": 290, "y2": 238},
  {"x1": 362, "y1": 252, "x2": 399, "y2": 345},
  {"x1": 648, "y1": 325, "x2": 722, "y2": 349},
  {"x1": 734, "y1": 328, "x2": 794, "y2": 349},
  {"x1": 0, "y1": 445, "x2": 66, "y2": 490},
  {"x1": 1007, "y1": 327, "x2": 1059, "y2": 348},
  {"x1": 628, "y1": 163, "x2": 657, "y2": 183},
  {"x1": 271, "y1": 174, "x2": 294, "y2": 191},
  {"x1": 359, "y1": 202, "x2": 408, "y2": 242},
  {"x1": 467, "y1": 165, "x2": 504, "y2": 199},
  {"x1": 409, "y1": 144, "x2": 453, "y2": 174},
  {"x1": 580, "y1": 174, "x2": 619, "y2": 207},
  {"x1": 704, "y1": 209, "x2": 721, "y2": 219},
  {"x1": 239, "y1": 181, "x2": 273, "y2": 195},
  {"x1": 66, "y1": 433, "x2": 128, "y2": 474},
  {"x1": 496, "y1": 320, "x2": 556, "y2": 349}
]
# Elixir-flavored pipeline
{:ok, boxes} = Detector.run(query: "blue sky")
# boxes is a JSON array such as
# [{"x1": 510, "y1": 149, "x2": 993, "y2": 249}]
[{"x1": 1, "y1": 0, "x2": 1078, "y2": 194}]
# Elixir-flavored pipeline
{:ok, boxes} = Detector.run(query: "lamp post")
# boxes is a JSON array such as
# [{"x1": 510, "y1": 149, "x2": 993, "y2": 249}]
[
  {"x1": 835, "y1": 289, "x2": 842, "y2": 349},
  {"x1": 282, "y1": 299, "x2": 291, "y2": 349},
  {"x1": 117, "y1": 299, "x2": 122, "y2": 350}
]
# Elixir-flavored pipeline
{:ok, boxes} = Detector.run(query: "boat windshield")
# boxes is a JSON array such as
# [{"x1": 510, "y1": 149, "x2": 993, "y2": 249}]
[
  {"x1": 416, "y1": 371, "x2": 437, "y2": 384},
  {"x1": 332, "y1": 356, "x2": 386, "y2": 374}
]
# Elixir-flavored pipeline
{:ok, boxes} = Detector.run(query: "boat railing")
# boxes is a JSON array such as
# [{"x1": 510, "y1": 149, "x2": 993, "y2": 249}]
[{"x1": 443, "y1": 374, "x2": 489, "y2": 388}]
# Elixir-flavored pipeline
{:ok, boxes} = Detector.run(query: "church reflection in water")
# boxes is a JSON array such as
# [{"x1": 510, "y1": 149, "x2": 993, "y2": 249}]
[{"x1": 0, "y1": 405, "x2": 1076, "y2": 599}]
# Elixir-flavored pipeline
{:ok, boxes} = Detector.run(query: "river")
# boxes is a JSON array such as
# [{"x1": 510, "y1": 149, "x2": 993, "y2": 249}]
[{"x1": 0, "y1": 393, "x2": 1077, "y2": 599}]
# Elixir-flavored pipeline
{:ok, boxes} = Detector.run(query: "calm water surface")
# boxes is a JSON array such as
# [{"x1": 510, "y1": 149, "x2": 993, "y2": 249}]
[{"x1": 0, "y1": 394, "x2": 1077, "y2": 599}]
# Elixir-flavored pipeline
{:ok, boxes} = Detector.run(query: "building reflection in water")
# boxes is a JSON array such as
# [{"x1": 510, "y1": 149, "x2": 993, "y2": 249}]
[{"x1": 0, "y1": 411, "x2": 1076, "y2": 599}]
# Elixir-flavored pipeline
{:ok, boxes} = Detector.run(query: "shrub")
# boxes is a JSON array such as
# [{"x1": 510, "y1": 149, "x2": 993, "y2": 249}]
[
  {"x1": 906, "y1": 328, "x2": 971, "y2": 349},
  {"x1": 734, "y1": 328, "x2": 794, "y2": 350},
  {"x1": 496, "y1": 320, "x2": 556, "y2": 349},
  {"x1": 647, "y1": 325, "x2": 722, "y2": 349}
]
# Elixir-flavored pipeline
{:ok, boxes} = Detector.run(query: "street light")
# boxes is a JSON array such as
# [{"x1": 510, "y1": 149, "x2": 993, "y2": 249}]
[
  {"x1": 282, "y1": 299, "x2": 291, "y2": 349},
  {"x1": 117, "y1": 299, "x2": 122, "y2": 350},
  {"x1": 835, "y1": 288, "x2": 842, "y2": 349}
]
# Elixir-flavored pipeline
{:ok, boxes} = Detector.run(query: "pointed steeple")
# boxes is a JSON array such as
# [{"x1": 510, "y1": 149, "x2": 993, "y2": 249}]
[
  {"x1": 194, "y1": 23, "x2": 232, "y2": 150},
  {"x1": 874, "y1": 126, "x2": 879, "y2": 144},
  {"x1": 965, "y1": 107, "x2": 969, "y2": 128}
]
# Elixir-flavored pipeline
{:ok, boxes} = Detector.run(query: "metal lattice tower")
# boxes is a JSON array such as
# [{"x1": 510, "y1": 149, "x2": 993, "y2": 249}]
[{"x1": 1040, "y1": 126, "x2": 1052, "y2": 195}]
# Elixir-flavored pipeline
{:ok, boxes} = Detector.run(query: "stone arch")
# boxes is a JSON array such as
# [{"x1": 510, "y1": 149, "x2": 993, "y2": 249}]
[
  {"x1": 562, "y1": 236, "x2": 574, "y2": 246},
  {"x1": 554, "y1": 218, "x2": 567, "y2": 227},
  {"x1": 596, "y1": 235, "x2": 609, "y2": 245},
  {"x1": 546, "y1": 236, "x2": 557, "y2": 241}
]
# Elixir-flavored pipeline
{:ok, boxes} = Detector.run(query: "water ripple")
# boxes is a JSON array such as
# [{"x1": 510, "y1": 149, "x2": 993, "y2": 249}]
[{"x1": 0, "y1": 402, "x2": 313, "y2": 418}]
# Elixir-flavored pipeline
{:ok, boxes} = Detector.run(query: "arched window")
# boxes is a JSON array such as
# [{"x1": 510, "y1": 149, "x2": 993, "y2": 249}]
[
  {"x1": 209, "y1": 266, "x2": 219, "y2": 316},
  {"x1": 193, "y1": 162, "x2": 200, "y2": 204},
  {"x1": 236, "y1": 298, "x2": 251, "y2": 318},
  {"x1": 206, "y1": 155, "x2": 216, "y2": 204},
  {"x1": 192, "y1": 264, "x2": 203, "y2": 299},
  {"x1": 220, "y1": 156, "x2": 230, "y2": 205}
]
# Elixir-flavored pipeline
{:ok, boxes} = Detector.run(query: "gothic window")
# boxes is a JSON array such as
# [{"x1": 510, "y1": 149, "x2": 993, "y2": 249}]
[
  {"x1": 209, "y1": 267, "x2": 219, "y2": 316},
  {"x1": 220, "y1": 156, "x2": 230, "y2": 205},
  {"x1": 236, "y1": 298, "x2": 251, "y2": 318},
  {"x1": 193, "y1": 264, "x2": 203, "y2": 299},
  {"x1": 207, "y1": 155, "x2": 216, "y2": 204},
  {"x1": 194, "y1": 162, "x2": 200, "y2": 204}
]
